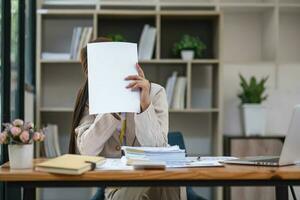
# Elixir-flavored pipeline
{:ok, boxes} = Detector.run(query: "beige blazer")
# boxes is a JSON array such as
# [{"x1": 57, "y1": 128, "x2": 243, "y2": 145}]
[{"x1": 75, "y1": 83, "x2": 169, "y2": 157}]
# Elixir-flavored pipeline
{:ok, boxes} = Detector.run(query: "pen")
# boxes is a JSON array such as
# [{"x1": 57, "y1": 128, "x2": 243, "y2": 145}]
[{"x1": 197, "y1": 155, "x2": 201, "y2": 161}]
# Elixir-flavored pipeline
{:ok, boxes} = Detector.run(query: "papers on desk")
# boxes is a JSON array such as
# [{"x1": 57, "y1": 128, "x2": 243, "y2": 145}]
[
  {"x1": 95, "y1": 157, "x2": 226, "y2": 170},
  {"x1": 198, "y1": 156, "x2": 238, "y2": 162},
  {"x1": 121, "y1": 146, "x2": 226, "y2": 168},
  {"x1": 122, "y1": 145, "x2": 186, "y2": 164},
  {"x1": 87, "y1": 42, "x2": 140, "y2": 114},
  {"x1": 167, "y1": 157, "x2": 237, "y2": 168},
  {"x1": 96, "y1": 157, "x2": 133, "y2": 170}
]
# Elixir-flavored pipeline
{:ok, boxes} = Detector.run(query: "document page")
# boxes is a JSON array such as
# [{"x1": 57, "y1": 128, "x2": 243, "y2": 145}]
[{"x1": 87, "y1": 42, "x2": 140, "y2": 114}]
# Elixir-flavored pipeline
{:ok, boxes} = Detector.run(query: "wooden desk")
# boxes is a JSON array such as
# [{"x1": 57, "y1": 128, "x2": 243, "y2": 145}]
[{"x1": 1, "y1": 159, "x2": 300, "y2": 200}]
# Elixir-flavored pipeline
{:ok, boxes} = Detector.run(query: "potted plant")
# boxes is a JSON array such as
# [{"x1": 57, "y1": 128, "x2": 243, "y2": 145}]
[
  {"x1": 238, "y1": 74, "x2": 268, "y2": 136},
  {"x1": 107, "y1": 34, "x2": 126, "y2": 42},
  {"x1": 173, "y1": 34, "x2": 206, "y2": 60},
  {"x1": 0, "y1": 119, "x2": 45, "y2": 169}
]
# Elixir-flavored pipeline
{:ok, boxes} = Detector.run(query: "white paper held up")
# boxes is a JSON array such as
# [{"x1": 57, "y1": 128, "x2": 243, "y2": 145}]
[{"x1": 87, "y1": 42, "x2": 140, "y2": 114}]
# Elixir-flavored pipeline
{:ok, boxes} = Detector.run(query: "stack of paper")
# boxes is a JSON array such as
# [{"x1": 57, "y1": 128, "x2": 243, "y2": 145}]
[{"x1": 122, "y1": 145, "x2": 186, "y2": 165}]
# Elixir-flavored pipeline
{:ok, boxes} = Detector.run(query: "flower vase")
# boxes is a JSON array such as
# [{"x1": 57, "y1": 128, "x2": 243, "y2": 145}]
[{"x1": 8, "y1": 143, "x2": 33, "y2": 169}]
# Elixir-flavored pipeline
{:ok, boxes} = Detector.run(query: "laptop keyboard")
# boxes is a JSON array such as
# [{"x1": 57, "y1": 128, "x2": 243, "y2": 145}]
[{"x1": 255, "y1": 158, "x2": 279, "y2": 163}]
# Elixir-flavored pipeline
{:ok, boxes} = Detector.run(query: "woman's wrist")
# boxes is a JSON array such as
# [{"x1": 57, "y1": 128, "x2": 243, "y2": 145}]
[{"x1": 140, "y1": 100, "x2": 151, "y2": 112}]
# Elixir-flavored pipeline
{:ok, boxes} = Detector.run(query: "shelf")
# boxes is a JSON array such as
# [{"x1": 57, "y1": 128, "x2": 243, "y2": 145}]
[
  {"x1": 191, "y1": 65, "x2": 214, "y2": 109},
  {"x1": 41, "y1": 15, "x2": 93, "y2": 54},
  {"x1": 160, "y1": 15, "x2": 219, "y2": 59},
  {"x1": 40, "y1": 107, "x2": 74, "y2": 112},
  {"x1": 169, "y1": 108, "x2": 219, "y2": 113},
  {"x1": 97, "y1": 14, "x2": 156, "y2": 55},
  {"x1": 40, "y1": 59, "x2": 219, "y2": 64},
  {"x1": 41, "y1": 63, "x2": 84, "y2": 110},
  {"x1": 38, "y1": 9, "x2": 95, "y2": 15},
  {"x1": 40, "y1": 59, "x2": 80, "y2": 63},
  {"x1": 220, "y1": 3, "x2": 275, "y2": 12}
]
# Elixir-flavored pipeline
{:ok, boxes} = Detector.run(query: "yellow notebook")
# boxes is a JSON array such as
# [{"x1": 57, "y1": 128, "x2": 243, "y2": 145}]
[{"x1": 36, "y1": 154, "x2": 105, "y2": 175}]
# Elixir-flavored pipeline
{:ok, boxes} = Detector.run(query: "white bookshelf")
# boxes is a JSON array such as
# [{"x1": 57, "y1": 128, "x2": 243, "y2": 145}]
[{"x1": 36, "y1": 0, "x2": 300, "y2": 199}]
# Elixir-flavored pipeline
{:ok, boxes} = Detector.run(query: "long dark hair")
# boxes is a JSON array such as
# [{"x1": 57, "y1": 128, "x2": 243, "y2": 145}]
[{"x1": 69, "y1": 37, "x2": 111, "y2": 154}]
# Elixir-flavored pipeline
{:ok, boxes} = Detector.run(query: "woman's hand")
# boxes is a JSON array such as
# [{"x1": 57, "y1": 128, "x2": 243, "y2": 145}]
[{"x1": 125, "y1": 63, "x2": 151, "y2": 112}]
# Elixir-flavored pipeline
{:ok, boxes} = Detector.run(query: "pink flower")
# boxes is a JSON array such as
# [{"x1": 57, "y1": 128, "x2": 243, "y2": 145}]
[
  {"x1": 33, "y1": 132, "x2": 41, "y2": 141},
  {"x1": 40, "y1": 134, "x2": 46, "y2": 141},
  {"x1": 12, "y1": 119, "x2": 24, "y2": 127},
  {"x1": 10, "y1": 126, "x2": 22, "y2": 136},
  {"x1": 25, "y1": 122, "x2": 34, "y2": 130},
  {"x1": 19, "y1": 131, "x2": 30, "y2": 143},
  {"x1": 0, "y1": 131, "x2": 8, "y2": 144}
]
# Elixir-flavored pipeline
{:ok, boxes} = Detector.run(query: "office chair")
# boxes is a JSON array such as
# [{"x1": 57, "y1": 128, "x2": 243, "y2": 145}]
[
  {"x1": 90, "y1": 132, "x2": 206, "y2": 200},
  {"x1": 168, "y1": 131, "x2": 207, "y2": 200}
]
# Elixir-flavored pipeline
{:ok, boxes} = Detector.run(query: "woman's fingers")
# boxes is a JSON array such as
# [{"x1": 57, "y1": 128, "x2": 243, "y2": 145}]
[
  {"x1": 131, "y1": 82, "x2": 143, "y2": 90},
  {"x1": 126, "y1": 81, "x2": 138, "y2": 88},
  {"x1": 125, "y1": 75, "x2": 142, "y2": 81},
  {"x1": 126, "y1": 80, "x2": 147, "y2": 90},
  {"x1": 136, "y1": 63, "x2": 145, "y2": 78}
]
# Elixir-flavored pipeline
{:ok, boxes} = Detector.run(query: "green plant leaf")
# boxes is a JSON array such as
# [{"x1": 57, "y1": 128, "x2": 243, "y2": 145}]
[{"x1": 237, "y1": 74, "x2": 268, "y2": 104}]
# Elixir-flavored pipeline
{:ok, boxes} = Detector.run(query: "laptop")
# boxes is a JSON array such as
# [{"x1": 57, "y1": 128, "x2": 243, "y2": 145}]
[{"x1": 223, "y1": 105, "x2": 300, "y2": 166}]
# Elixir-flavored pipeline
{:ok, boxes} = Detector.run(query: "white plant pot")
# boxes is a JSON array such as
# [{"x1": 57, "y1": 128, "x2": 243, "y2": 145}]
[
  {"x1": 242, "y1": 104, "x2": 266, "y2": 136},
  {"x1": 8, "y1": 144, "x2": 33, "y2": 169},
  {"x1": 181, "y1": 50, "x2": 194, "y2": 61}
]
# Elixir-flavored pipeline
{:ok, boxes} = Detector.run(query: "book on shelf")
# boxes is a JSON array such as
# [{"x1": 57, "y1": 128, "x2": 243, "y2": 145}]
[
  {"x1": 43, "y1": 124, "x2": 61, "y2": 158},
  {"x1": 41, "y1": 52, "x2": 71, "y2": 60},
  {"x1": 165, "y1": 71, "x2": 178, "y2": 107},
  {"x1": 42, "y1": 26, "x2": 92, "y2": 61},
  {"x1": 172, "y1": 77, "x2": 187, "y2": 109},
  {"x1": 36, "y1": 154, "x2": 105, "y2": 175},
  {"x1": 138, "y1": 24, "x2": 156, "y2": 60},
  {"x1": 72, "y1": 26, "x2": 93, "y2": 60},
  {"x1": 165, "y1": 73, "x2": 187, "y2": 109}
]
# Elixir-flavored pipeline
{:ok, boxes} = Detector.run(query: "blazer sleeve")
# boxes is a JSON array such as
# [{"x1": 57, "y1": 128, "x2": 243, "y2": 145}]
[
  {"x1": 75, "y1": 107, "x2": 120, "y2": 156},
  {"x1": 134, "y1": 86, "x2": 169, "y2": 147}
]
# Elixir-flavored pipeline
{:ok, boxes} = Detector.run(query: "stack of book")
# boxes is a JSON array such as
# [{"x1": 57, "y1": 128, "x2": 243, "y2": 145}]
[
  {"x1": 43, "y1": 124, "x2": 61, "y2": 158},
  {"x1": 165, "y1": 72, "x2": 187, "y2": 109},
  {"x1": 36, "y1": 154, "x2": 105, "y2": 175},
  {"x1": 70, "y1": 26, "x2": 93, "y2": 60},
  {"x1": 41, "y1": 26, "x2": 93, "y2": 61},
  {"x1": 138, "y1": 24, "x2": 156, "y2": 60}
]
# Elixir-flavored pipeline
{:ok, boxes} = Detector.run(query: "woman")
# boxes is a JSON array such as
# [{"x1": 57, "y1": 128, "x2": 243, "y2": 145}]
[{"x1": 69, "y1": 37, "x2": 181, "y2": 200}]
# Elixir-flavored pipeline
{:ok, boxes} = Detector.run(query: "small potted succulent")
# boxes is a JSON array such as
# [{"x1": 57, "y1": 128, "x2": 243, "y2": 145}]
[
  {"x1": 238, "y1": 74, "x2": 268, "y2": 136},
  {"x1": 173, "y1": 34, "x2": 206, "y2": 60},
  {"x1": 0, "y1": 119, "x2": 45, "y2": 169},
  {"x1": 107, "y1": 34, "x2": 126, "y2": 42}
]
